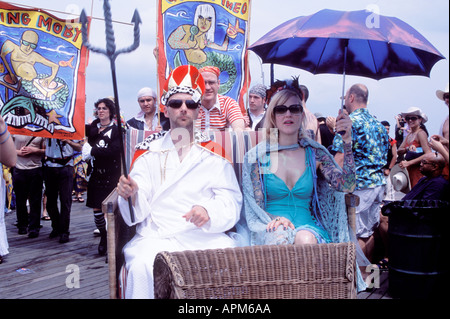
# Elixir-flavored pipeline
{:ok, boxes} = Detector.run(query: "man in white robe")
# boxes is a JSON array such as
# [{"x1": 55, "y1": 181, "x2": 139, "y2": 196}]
[{"x1": 117, "y1": 65, "x2": 242, "y2": 299}]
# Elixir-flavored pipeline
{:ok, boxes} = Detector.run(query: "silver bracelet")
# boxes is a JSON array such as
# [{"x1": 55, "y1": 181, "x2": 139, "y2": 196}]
[
  {"x1": 0, "y1": 124, "x2": 8, "y2": 136},
  {"x1": 0, "y1": 131, "x2": 11, "y2": 145}
]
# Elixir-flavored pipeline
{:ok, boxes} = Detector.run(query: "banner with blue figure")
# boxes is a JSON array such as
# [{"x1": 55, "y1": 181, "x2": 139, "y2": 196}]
[{"x1": 0, "y1": 2, "x2": 88, "y2": 140}]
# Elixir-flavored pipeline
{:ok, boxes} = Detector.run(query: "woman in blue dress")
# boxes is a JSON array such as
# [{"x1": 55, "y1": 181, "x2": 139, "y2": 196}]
[{"x1": 241, "y1": 85, "x2": 356, "y2": 246}]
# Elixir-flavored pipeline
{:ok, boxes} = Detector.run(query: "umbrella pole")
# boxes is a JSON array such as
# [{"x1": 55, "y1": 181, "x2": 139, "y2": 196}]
[
  {"x1": 341, "y1": 43, "x2": 348, "y2": 110},
  {"x1": 270, "y1": 63, "x2": 275, "y2": 85},
  {"x1": 336, "y1": 43, "x2": 349, "y2": 137}
]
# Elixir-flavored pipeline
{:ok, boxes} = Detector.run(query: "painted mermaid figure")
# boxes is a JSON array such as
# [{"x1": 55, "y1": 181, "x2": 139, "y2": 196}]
[{"x1": 167, "y1": 3, "x2": 240, "y2": 95}]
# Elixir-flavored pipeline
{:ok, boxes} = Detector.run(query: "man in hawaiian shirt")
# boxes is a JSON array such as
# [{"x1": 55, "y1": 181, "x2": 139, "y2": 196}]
[{"x1": 332, "y1": 84, "x2": 389, "y2": 263}]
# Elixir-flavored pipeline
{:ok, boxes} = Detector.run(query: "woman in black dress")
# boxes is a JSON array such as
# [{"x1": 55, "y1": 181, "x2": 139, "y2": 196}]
[{"x1": 85, "y1": 98, "x2": 121, "y2": 255}]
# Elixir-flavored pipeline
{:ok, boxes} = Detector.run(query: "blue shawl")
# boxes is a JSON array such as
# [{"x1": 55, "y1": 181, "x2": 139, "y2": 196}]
[{"x1": 234, "y1": 137, "x2": 369, "y2": 292}]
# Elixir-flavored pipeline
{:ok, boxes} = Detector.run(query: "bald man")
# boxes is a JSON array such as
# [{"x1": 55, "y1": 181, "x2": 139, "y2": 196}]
[
  {"x1": 403, "y1": 152, "x2": 449, "y2": 201},
  {"x1": 1, "y1": 30, "x2": 59, "y2": 86}
]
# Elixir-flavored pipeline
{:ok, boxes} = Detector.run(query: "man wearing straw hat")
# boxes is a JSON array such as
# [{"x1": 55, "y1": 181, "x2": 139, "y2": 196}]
[
  {"x1": 117, "y1": 65, "x2": 242, "y2": 299},
  {"x1": 431, "y1": 83, "x2": 449, "y2": 180}
]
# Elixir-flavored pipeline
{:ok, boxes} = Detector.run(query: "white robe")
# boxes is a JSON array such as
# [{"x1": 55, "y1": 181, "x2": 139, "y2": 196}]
[{"x1": 118, "y1": 133, "x2": 242, "y2": 299}]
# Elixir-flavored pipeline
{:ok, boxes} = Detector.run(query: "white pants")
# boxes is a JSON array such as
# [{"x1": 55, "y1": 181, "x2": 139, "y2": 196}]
[
  {"x1": 354, "y1": 185, "x2": 386, "y2": 238},
  {"x1": 123, "y1": 231, "x2": 236, "y2": 299},
  {"x1": 123, "y1": 235, "x2": 180, "y2": 299}
]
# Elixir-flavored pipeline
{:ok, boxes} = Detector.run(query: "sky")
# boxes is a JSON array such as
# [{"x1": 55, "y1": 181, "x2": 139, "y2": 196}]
[{"x1": 2, "y1": 0, "x2": 449, "y2": 137}]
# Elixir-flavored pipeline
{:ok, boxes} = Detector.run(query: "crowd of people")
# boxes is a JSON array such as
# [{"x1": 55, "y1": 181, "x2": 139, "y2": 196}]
[
  {"x1": 0, "y1": 64, "x2": 448, "y2": 299},
  {"x1": 0, "y1": 97, "x2": 120, "y2": 256},
  {"x1": 116, "y1": 66, "x2": 448, "y2": 298}
]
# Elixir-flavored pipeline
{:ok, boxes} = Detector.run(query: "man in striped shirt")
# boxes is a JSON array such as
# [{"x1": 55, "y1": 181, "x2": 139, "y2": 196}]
[{"x1": 197, "y1": 66, "x2": 246, "y2": 132}]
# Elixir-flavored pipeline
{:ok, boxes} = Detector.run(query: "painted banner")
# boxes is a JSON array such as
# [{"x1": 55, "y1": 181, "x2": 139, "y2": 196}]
[
  {"x1": 0, "y1": 2, "x2": 89, "y2": 140},
  {"x1": 157, "y1": 0, "x2": 251, "y2": 114}
]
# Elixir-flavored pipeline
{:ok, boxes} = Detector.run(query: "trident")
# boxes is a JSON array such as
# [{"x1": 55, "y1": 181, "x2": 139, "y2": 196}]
[{"x1": 80, "y1": 0, "x2": 141, "y2": 223}]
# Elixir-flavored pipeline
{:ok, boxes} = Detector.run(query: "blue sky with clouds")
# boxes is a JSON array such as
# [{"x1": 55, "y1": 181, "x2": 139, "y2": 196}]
[{"x1": 4, "y1": 0, "x2": 449, "y2": 137}]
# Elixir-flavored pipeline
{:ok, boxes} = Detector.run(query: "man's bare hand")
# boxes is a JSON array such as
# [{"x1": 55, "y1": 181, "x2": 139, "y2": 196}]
[
  {"x1": 117, "y1": 175, "x2": 138, "y2": 200},
  {"x1": 183, "y1": 205, "x2": 210, "y2": 228},
  {"x1": 335, "y1": 109, "x2": 353, "y2": 144}
]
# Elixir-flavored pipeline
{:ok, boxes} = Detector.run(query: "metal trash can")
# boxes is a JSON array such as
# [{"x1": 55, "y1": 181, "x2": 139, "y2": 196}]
[{"x1": 382, "y1": 200, "x2": 449, "y2": 299}]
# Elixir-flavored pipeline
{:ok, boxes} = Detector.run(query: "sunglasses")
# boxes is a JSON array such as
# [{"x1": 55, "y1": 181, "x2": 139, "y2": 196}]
[
  {"x1": 405, "y1": 116, "x2": 419, "y2": 122},
  {"x1": 21, "y1": 40, "x2": 37, "y2": 49},
  {"x1": 274, "y1": 104, "x2": 303, "y2": 115},
  {"x1": 167, "y1": 99, "x2": 199, "y2": 110}
]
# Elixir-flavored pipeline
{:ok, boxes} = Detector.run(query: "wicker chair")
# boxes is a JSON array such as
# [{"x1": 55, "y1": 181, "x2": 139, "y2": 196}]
[
  {"x1": 103, "y1": 130, "x2": 360, "y2": 299},
  {"x1": 153, "y1": 243, "x2": 357, "y2": 299}
]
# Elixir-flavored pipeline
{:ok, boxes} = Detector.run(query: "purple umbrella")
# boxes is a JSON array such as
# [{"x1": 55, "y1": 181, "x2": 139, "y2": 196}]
[{"x1": 249, "y1": 9, "x2": 445, "y2": 107}]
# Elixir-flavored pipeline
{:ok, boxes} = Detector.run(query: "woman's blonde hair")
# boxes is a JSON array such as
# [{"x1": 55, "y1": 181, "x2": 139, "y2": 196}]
[{"x1": 262, "y1": 89, "x2": 305, "y2": 140}]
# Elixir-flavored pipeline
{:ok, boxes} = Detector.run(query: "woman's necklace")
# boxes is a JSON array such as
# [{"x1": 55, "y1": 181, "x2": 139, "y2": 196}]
[{"x1": 99, "y1": 122, "x2": 111, "y2": 132}]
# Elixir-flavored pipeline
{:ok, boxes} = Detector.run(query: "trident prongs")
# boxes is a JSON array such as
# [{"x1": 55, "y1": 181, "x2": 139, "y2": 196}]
[{"x1": 80, "y1": 0, "x2": 141, "y2": 223}]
